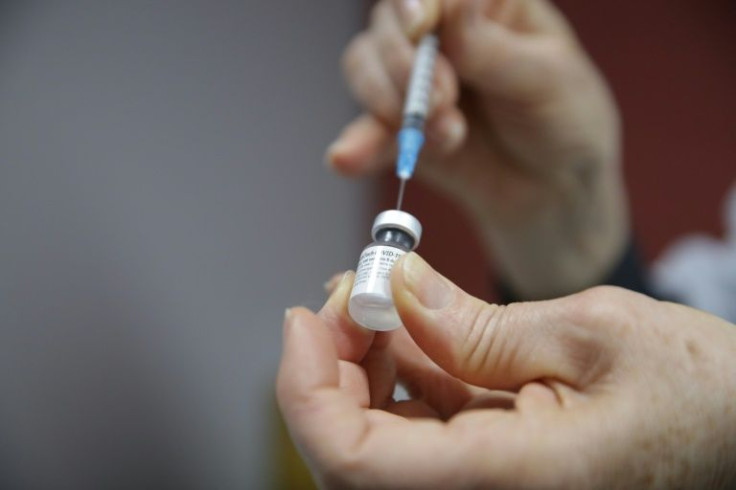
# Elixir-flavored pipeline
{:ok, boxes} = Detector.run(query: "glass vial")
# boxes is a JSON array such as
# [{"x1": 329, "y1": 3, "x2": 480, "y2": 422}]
[{"x1": 348, "y1": 210, "x2": 422, "y2": 331}]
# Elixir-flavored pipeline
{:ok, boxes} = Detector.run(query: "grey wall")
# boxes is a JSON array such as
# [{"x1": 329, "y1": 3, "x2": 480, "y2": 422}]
[{"x1": 0, "y1": 1, "x2": 366, "y2": 488}]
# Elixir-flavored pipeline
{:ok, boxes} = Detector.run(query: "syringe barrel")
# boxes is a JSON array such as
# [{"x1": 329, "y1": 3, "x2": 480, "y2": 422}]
[{"x1": 402, "y1": 34, "x2": 439, "y2": 124}]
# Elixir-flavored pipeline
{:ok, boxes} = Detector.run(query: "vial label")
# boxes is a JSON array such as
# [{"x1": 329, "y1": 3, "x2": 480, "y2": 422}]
[{"x1": 351, "y1": 245, "x2": 405, "y2": 299}]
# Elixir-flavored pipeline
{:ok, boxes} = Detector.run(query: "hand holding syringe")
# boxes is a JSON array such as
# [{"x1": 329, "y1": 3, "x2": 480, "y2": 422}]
[{"x1": 329, "y1": 0, "x2": 624, "y2": 304}]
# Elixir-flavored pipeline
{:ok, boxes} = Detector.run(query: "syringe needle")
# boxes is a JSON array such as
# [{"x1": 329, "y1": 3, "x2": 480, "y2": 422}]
[
  {"x1": 394, "y1": 34, "x2": 437, "y2": 211},
  {"x1": 396, "y1": 178, "x2": 407, "y2": 211}
]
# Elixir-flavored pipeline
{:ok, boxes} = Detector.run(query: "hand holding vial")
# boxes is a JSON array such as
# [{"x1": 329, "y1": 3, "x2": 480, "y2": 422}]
[
  {"x1": 278, "y1": 254, "x2": 736, "y2": 489},
  {"x1": 328, "y1": 0, "x2": 628, "y2": 299}
]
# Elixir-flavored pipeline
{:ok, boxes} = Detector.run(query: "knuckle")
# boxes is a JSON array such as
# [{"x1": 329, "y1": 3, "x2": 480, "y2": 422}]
[
  {"x1": 563, "y1": 286, "x2": 645, "y2": 349},
  {"x1": 435, "y1": 58, "x2": 458, "y2": 104},
  {"x1": 370, "y1": 0, "x2": 392, "y2": 27},
  {"x1": 320, "y1": 446, "x2": 373, "y2": 490},
  {"x1": 340, "y1": 35, "x2": 399, "y2": 122},
  {"x1": 379, "y1": 36, "x2": 412, "y2": 84},
  {"x1": 372, "y1": 89, "x2": 400, "y2": 123},
  {"x1": 341, "y1": 33, "x2": 370, "y2": 77},
  {"x1": 565, "y1": 285, "x2": 629, "y2": 325}
]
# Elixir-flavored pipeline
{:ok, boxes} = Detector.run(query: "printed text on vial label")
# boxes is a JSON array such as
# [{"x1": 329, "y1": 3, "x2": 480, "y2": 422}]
[{"x1": 354, "y1": 246, "x2": 405, "y2": 288}]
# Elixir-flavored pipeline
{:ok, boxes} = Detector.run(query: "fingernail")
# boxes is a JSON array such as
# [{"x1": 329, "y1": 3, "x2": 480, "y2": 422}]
[
  {"x1": 326, "y1": 135, "x2": 356, "y2": 167},
  {"x1": 324, "y1": 271, "x2": 352, "y2": 294},
  {"x1": 429, "y1": 115, "x2": 465, "y2": 152},
  {"x1": 441, "y1": 116, "x2": 465, "y2": 151},
  {"x1": 398, "y1": 0, "x2": 425, "y2": 36},
  {"x1": 324, "y1": 140, "x2": 341, "y2": 168},
  {"x1": 401, "y1": 253, "x2": 453, "y2": 310},
  {"x1": 323, "y1": 273, "x2": 342, "y2": 293},
  {"x1": 283, "y1": 308, "x2": 294, "y2": 334}
]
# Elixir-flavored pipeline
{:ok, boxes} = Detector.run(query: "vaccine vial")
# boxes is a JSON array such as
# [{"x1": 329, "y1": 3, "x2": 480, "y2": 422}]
[{"x1": 348, "y1": 210, "x2": 422, "y2": 331}]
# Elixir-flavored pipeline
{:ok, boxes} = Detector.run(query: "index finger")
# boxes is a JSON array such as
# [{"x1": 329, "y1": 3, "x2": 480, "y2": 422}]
[
  {"x1": 318, "y1": 271, "x2": 377, "y2": 363},
  {"x1": 276, "y1": 307, "x2": 371, "y2": 478},
  {"x1": 275, "y1": 307, "x2": 487, "y2": 488}
]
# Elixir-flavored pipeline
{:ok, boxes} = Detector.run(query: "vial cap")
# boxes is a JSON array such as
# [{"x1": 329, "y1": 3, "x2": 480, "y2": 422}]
[{"x1": 371, "y1": 210, "x2": 422, "y2": 250}]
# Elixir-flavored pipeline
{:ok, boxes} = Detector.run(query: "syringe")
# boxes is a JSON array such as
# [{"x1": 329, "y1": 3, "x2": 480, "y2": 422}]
[{"x1": 395, "y1": 34, "x2": 439, "y2": 210}]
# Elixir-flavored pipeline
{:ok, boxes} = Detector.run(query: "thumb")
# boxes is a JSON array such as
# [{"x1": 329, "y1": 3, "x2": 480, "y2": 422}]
[{"x1": 391, "y1": 253, "x2": 615, "y2": 390}]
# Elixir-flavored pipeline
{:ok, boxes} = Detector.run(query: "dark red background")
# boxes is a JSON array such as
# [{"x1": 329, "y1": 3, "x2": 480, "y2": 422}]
[{"x1": 376, "y1": 0, "x2": 736, "y2": 300}]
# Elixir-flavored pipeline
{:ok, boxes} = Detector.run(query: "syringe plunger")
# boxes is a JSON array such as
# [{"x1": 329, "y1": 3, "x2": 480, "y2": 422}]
[{"x1": 403, "y1": 35, "x2": 439, "y2": 122}]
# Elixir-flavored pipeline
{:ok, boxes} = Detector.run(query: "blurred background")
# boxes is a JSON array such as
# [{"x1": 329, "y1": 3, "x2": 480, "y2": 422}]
[
  {"x1": 0, "y1": 1, "x2": 734, "y2": 489},
  {"x1": 0, "y1": 1, "x2": 366, "y2": 488}
]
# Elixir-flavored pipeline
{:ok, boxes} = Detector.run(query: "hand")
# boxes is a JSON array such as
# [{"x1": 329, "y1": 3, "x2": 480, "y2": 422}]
[
  {"x1": 328, "y1": 0, "x2": 629, "y2": 299},
  {"x1": 277, "y1": 255, "x2": 736, "y2": 489}
]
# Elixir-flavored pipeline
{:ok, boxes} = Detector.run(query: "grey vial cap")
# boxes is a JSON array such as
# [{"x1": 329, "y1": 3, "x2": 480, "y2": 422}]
[{"x1": 371, "y1": 210, "x2": 422, "y2": 250}]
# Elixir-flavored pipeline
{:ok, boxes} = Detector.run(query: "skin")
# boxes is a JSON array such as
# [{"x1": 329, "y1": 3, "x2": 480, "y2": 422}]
[
  {"x1": 327, "y1": 0, "x2": 628, "y2": 299},
  {"x1": 282, "y1": 0, "x2": 736, "y2": 487},
  {"x1": 277, "y1": 254, "x2": 736, "y2": 489}
]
